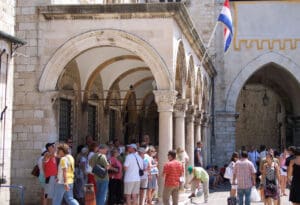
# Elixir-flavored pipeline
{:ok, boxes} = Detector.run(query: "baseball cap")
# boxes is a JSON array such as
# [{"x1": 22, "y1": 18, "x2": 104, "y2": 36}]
[
  {"x1": 45, "y1": 142, "x2": 55, "y2": 150},
  {"x1": 127, "y1": 143, "x2": 137, "y2": 150},
  {"x1": 187, "y1": 166, "x2": 193, "y2": 174},
  {"x1": 99, "y1": 144, "x2": 108, "y2": 150},
  {"x1": 138, "y1": 147, "x2": 146, "y2": 153}
]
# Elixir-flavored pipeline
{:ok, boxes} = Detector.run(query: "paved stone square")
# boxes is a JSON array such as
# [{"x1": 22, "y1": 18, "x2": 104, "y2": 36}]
[{"x1": 157, "y1": 184, "x2": 292, "y2": 205}]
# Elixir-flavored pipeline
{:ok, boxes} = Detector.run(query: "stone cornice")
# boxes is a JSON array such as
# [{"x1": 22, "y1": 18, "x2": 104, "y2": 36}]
[{"x1": 38, "y1": 3, "x2": 216, "y2": 77}]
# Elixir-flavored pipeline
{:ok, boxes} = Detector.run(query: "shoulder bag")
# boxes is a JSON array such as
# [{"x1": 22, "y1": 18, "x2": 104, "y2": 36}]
[
  {"x1": 134, "y1": 155, "x2": 144, "y2": 176},
  {"x1": 92, "y1": 155, "x2": 107, "y2": 178}
]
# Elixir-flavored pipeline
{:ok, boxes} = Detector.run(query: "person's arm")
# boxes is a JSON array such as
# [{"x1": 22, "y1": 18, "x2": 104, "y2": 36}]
[
  {"x1": 287, "y1": 160, "x2": 294, "y2": 184},
  {"x1": 261, "y1": 163, "x2": 266, "y2": 186},
  {"x1": 63, "y1": 167, "x2": 70, "y2": 191},
  {"x1": 232, "y1": 166, "x2": 237, "y2": 184},
  {"x1": 275, "y1": 163, "x2": 280, "y2": 187}
]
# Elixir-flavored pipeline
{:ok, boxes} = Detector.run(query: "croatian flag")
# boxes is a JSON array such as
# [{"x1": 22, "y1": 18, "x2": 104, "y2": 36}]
[{"x1": 218, "y1": 0, "x2": 233, "y2": 52}]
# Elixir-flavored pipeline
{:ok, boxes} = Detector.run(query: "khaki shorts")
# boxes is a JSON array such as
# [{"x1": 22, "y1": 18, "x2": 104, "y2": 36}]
[{"x1": 124, "y1": 181, "x2": 140, "y2": 195}]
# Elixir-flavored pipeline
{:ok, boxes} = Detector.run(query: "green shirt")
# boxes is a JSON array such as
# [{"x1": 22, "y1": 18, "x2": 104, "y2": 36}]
[
  {"x1": 90, "y1": 153, "x2": 109, "y2": 181},
  {"x1": 194, "y1": 167, "x2": 209, "y2": 182}
]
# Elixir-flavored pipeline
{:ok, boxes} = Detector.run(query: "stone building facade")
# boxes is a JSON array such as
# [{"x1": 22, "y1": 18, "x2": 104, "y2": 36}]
[{"x1": 0, "y1": 0, "x2": 300, "y2": 204}]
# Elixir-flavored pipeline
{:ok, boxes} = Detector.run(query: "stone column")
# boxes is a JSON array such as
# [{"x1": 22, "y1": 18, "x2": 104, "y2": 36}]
[
  {"x1": 185, "y1": 105, "x2": 195, "y2": 168},
  {"x1": 153, "y1": 89, "x2": 177, "y2": 196},
  {"x1": 194, "y1": 110, "x2": 202, "y2": 145},
  {"x1": 174, "y1": 99, "x2": 188, "y2": 149}
]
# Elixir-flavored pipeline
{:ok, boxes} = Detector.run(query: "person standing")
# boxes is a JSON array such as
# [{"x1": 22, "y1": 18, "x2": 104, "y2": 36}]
[
  {"x1": 43, "y1": 142, "x2": 58, "y2": 203},
  {"x1": 187, "y1": 166, "x2": 209, "y2": 203},
  {"x1": 248, "y1": 146, "x2": 260, "y2": 170},
  {"x1": 52, "y1": 143, "x2": 79, "y2": 205},
  {"x1": 194, "y1": 142, "x2": 203, "y2": 167},
  {"x1": 232, "y1": 151, "x2": 256, "y2": 205},
  {"x1": 138, "y1": 147, "x2": 150, "y2": 205},
  {"x1": 123, "y1": 144, "x2": 144, "y2": 205},
  {"x1": 38, "y1": 148, "x2": 47, "y2": 205},
  {"x1": 261, "y1": 152, "x2": 280, "y2": 205},
  {"x1": 288, "y1": 147, "x2": 300, "y2": 205},
  {"x1": 227, "y1": 152, "x2": 239, "y2": 197},
  {"x1": 279, "y1": 148, "x2": 288, "y2": 196},
  {"x1": 162, "y1": 150, "x2": 184, "y2": 205},
  {"x1": 108, "y1": 148, "x2": 123, "y2": 205},
  {"x1": 89, "y1": 144, "x2": 110, "y2": 205}
]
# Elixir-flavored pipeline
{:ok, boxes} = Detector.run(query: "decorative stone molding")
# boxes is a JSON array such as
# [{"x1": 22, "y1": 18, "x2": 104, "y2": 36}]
[
  {"x1": 174, "y1": 98, "x2": 188, "y2": 118},
  {"x1": 153, "y1": 90, "x2": 177, "y2": 112},
  {"x1": 186, "y1": 104, "x2": 195, "y2": 123},
  {"x1": 194, "y1": 110, "x2": 202, "y2": 125}
]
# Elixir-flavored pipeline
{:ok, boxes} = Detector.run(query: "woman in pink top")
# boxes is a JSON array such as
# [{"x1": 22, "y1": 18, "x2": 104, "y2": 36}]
[{"x1": 108, "y1": 148, "x2": 123, "y2": 205}]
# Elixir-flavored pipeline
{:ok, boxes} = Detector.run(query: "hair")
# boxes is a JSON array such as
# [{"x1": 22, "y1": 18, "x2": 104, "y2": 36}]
[
  {"x1": 260, "y1": 145, "x2": 266, "y2": 152},
  {"x1": 241, "y1": 151, "x2": 248, "y2": 158},
  {"x1": 266, "y1": 152, "x2": 274, "y2": 159},
  {"x1": 168, "y1": 150, "x2": 176, "y2": 159},
  {"x1": 231, "y1": 152, "x2": 239, "y2": 162},
  {"x1": 274, "y1": 150, "x2": 280, "y2": 158},
  {"x1": 76, "y1": 145, "x2": 84, "y2": 154},
  {"x1": 57, "y1": 143, "x2": 69, "y2": 155},
  {"x1": 110, "y1": 148, "x2": 119, "y2": 155},
  {"x1": 197, "y1": 141, "x2": 202, "y2": 145},
  {"x1": 288, "y1": 146, "x2": 296, "y2": 154},
  {"x1": 89, "y1": 142, "x2": 98, "y2": 152}
]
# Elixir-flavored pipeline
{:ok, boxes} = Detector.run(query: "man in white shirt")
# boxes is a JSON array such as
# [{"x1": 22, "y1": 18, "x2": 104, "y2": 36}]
[
  {"x1": 124, "y1": 144, "x2": 144, "y2": 205},
  {"x1": 138, "y1": 147, "x2": 150, "y2": 205},
  {"x1": 248, "y1": 146, "x2": 259, "y2": 170}
]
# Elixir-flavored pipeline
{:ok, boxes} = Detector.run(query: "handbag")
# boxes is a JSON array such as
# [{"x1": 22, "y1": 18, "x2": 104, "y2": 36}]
[
  {"x1": 224, "y1": 165, "x2": 233, "y2": 179},
  {"x1": 134, "y1": 155, "x2": 144, "y2": 176},
  {"x1": 31, "y1": 165, "x2": 40, "y2": 177},
  {"x1": 227, "y1": 196, "x2": 237, "y2": 205},
  {"x1": 92, "y1": 155, "x2": 107, "y2": 178}
]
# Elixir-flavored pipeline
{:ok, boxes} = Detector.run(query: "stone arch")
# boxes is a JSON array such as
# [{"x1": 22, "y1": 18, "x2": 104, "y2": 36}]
[
  {"x1": 186, "y1": 55, "x2": 195, "y2": 105},
  {"x1": 39, "y1": 29, "x2": 172, "y2": 92},
  {"x1": 226, "y1": 51, "x2": 300, "y2": 112},
  {"x1": 175, "y1": 40, "x2": 187, "y2": 98},
  {"x1": 195, "y1": 67, "x2": 202, "y2": 108}
]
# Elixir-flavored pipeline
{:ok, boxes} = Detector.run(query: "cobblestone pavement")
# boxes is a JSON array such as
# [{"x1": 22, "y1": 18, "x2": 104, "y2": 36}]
[{"x1": 156, "y1": 182, "x2": 292, "y2": 205}]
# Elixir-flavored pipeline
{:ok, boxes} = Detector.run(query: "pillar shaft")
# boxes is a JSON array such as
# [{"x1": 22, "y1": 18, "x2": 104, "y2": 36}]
[
  {"x1": 153, "y1": 90, "x2": 177, "y2": 196},
  {"x1": 174, "y1": 99, "x2": 188, "y2": 149},
  {"x1": 185, "y1": 105, "x2": 195, "y2": 167}
]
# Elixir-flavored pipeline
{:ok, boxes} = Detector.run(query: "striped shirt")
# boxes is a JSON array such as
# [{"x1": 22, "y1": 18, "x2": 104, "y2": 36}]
[{"x1": 233, "y1": 158, "x2": 256, "y2": 189}]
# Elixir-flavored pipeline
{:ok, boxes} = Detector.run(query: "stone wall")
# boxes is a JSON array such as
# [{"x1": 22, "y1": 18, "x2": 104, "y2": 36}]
[
  {"x1": 213, "y1": 112, "x2": 236, "y2": 166},
  {"x1": 0, "y1": 1, "x2": 15, "y2": 204}
]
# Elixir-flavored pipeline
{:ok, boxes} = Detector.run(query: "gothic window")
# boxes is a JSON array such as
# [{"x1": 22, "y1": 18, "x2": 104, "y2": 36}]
[
  {"x1": 59, "y1": 98, "x2": 72, "y2": 141},
  {"x1": 88, "y1": 104, "x2": 97, "y2": 137}
]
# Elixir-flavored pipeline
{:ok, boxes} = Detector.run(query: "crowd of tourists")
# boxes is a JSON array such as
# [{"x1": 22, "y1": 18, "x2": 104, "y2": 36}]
[
  {"x1": 225, "y1": 145, "x2": 300, "y2": 205},
  {"x1": 36, "y1": 135, "x2": 186, "y2": 205},
  {"x1": 34, "y1": 136, "x2": 300, "y2": 205}
]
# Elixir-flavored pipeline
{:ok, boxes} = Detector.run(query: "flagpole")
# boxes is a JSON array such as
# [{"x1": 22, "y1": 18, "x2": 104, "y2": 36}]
[{"x1": 200, "y1": 22, "x2": 219, "y2": 67}]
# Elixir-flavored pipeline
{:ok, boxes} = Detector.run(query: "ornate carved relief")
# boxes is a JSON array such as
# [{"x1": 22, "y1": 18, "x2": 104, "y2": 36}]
[{"x1": 153, "y1": 90, "x2": 177, "y2": 112}]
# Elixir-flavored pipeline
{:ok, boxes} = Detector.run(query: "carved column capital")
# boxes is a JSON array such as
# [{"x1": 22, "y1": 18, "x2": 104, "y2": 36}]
[
  {"x1": 186, "y1": 104, "x2": 196, "y2": 123},
  {"x1": 174, "y1": 98, "x2": 189, "y2": 118},
  {"x1": 153, "y1": 90, "x2": 177, "y2": 112},
  {"x1": 194, "y1": 110, "x2": 202, "y2": 125}
]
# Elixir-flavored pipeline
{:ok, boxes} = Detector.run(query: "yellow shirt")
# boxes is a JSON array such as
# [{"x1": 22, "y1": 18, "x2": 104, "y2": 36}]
[{"x1": 57, "y1": 154, "x2": 75, "y2": 184}]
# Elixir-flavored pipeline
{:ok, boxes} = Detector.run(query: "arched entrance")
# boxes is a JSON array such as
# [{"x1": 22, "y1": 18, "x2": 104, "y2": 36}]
[
  {"x1": 39, "y1": 29, "x2": 172, "y2": 145},
  {"x1": 227, "y1": 52, "x2": 300, "y2": 150}
]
